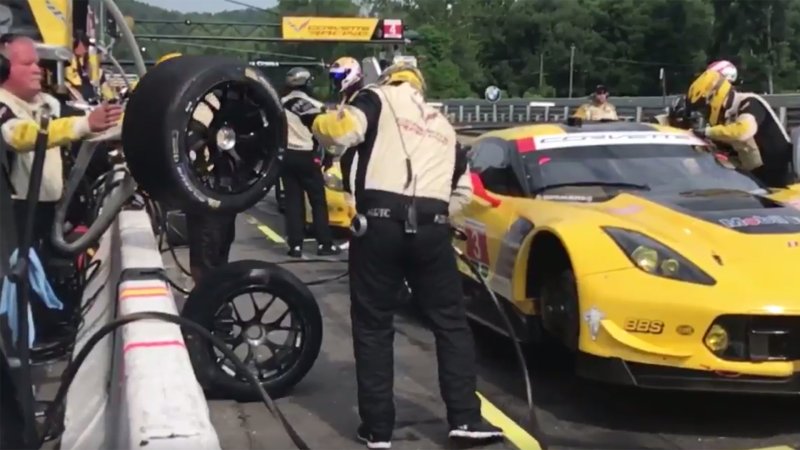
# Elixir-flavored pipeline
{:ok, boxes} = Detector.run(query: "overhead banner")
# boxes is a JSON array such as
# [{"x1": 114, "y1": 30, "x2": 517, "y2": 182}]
[{"x1": 281, "y1": 16, "x2": 404, "y2": 42}]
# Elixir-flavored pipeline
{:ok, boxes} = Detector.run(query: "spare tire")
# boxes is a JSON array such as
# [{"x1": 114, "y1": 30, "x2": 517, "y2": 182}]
[{"x1": 122, "y1": 55, "x2": 286, "y2": 214}]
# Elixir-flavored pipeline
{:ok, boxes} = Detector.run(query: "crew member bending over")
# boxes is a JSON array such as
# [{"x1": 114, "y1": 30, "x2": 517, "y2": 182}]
[
  {"x1": 687, "y1": 69, "x2": 793, "y2": 187},
  {"x1": 311, "y1": 61, "x2": 503, "y2": 449}
]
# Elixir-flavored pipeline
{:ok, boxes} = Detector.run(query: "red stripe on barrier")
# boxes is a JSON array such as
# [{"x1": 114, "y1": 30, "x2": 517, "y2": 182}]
[{"x1": 123, "y1": 339, "x2": 185, "y2": 353}]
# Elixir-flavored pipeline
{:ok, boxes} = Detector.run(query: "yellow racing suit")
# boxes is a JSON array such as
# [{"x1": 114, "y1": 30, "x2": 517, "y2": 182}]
[
  {"x1": 573, "y1": 101, "x2": 619, "y2": 121},
  {"x1": 66, "y1": 55, "x2": 117, "y2": 103},
  {"x1": 698, "y1": 92, "x2": 792, "y2": 187}
]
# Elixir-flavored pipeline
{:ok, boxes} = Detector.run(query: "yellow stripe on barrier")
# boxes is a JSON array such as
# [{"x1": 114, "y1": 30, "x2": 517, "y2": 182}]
[
  {"x1": 477, "y1": 392, "x2": 541, "y2": 450},
  {"x1": 245, "y1": 214, "x2": 286, "y2": 243}
]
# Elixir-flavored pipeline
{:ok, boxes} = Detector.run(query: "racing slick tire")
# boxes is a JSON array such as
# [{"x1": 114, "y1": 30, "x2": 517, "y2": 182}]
[
  {"x1": 539, "y1": 269, "x2": 580, "y2": 352},
  {"x1": 122, "y1": 55, "x2": 286, "y2": 214},
  {"x1": 181, "y1": 260, "x2": 323, "y2": 401}
]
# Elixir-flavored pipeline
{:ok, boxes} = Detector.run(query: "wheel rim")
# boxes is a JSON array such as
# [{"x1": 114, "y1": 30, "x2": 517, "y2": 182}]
[
  {"x1": 210, "y1": 288, "x2": 306, "y2": 383},
  {"x1": 184, "y1": 80, "x2": 275, "y2": 196}
]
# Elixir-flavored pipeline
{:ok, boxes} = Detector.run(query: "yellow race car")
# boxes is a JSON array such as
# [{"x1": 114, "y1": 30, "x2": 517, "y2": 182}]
[
  {"x1": 452, "y1": 121, "x2": 800, "y2": 394},
  {"x1": 304, "y1": 161, "x2": 355, "y2": 232}
]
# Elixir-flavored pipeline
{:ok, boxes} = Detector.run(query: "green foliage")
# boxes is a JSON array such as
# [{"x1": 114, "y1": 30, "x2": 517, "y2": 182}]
[{"x1": 115, "y1": 0, "x2": 800, "y2": 98}]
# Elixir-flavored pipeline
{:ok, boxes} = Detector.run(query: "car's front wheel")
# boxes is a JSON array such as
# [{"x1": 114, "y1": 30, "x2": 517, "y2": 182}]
[{"x1": 539, "y1": 269, "x2": 580, "y2": 352}]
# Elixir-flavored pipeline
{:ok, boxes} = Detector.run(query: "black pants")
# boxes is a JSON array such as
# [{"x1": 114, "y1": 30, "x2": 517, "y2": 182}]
[
  {"x1": 12, "y1": 200, "x2": 55, "y2": 253},
  {"x1": 349, "y1": 218, "x2": 481, "y2": 436},
  {"x1": 186, "y1": 212, "x2": 236, "y2": 283},
  {"x1": 751, "y1": 161, "x2": 793, "y2": 188},
  {"x1": 281, "y1": 149, "x2": 333, "y2": 248}
]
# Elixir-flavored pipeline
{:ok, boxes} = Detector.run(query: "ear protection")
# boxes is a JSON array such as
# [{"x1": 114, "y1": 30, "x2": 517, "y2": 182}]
[{"x1": 0, "y1": 33, "x2": 19, "y2": 84}]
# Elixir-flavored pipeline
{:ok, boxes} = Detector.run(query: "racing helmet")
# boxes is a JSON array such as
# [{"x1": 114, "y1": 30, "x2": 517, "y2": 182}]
[
  {"x1": 707, "y1": 60, "x2": 738, "y2": 83},
  {"x1": 328, "y1": 56, "x2": 363, "y2": 93},
  {"x1": 377, "y1": 61, "x2": 426, "y2": 92},
  {"x1": 686, "y1": 69, "x2": 733, "y2": 126},
  {"x1": 285, "y1": 67, "x2": 313, "y2": 88},
  {"x1": 155, "y1": 52, "x2": 182, "y2": 66}
]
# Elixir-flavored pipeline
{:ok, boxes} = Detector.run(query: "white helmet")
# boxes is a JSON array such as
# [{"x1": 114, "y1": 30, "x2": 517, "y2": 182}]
[
  {"x1": 329, "y1": 56, "x2": 363, "y2": 93},
  {"x1": 707, "y1": 60, "x2": 738, "y2": 83}
]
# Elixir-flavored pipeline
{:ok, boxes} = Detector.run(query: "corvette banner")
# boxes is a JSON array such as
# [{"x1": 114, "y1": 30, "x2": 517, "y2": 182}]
[{"x1": 281, "y1": 16, "x2": 404, "y2": 42}]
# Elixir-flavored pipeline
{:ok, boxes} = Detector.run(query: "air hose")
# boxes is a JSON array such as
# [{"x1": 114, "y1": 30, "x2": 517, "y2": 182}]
[
  {"x1": 452, "y1": 239, "x2": 547, "y2": 449},
  {"x1": 51, "y1": 139, "x2": 136, "y2": 256}
]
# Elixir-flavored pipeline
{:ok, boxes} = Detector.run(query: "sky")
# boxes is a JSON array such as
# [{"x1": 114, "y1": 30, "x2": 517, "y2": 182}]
[{"x1": 138, "y1": 0, "x2": 277, "y2": 13}]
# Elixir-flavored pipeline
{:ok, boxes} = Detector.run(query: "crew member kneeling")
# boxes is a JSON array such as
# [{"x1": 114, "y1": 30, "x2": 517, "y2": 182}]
[
  {"x1": 0, "y1": 34, "x2": 121, "y2": 248},
  {"x1": 312, "y1": 62, "x2": 504, "y2": 449},
  {"x1": 687, "y1": 69, "x2": 794, "y2": 187},
  {"x1": 281, "y1": 67, "x2": 339, "y2": 257}
]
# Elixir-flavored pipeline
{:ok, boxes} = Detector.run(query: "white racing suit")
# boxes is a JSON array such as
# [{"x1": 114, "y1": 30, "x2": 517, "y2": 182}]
[
  {"x1": 280, "y1": 89, "x2": 335, "y2": 253},
  {"x1": 311, "y1": 82, "x2": 480, "y2": 440}
]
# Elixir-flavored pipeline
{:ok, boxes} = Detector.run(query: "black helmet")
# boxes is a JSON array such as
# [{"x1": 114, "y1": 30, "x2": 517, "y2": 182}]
[{"x1": 286, "y1": 67, "x2": 313, "y2": 88}]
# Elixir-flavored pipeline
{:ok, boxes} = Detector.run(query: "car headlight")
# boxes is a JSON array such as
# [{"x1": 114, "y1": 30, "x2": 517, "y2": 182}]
[
  {"x1": 323, "y1": 171, "x2": 344, "y2": 191},
  {"x1": 602, "y1": 227, "x2": 716, "y2": 285}
]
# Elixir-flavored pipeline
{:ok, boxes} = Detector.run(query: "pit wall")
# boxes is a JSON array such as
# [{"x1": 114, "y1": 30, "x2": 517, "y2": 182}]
[{"x1": 61, "y1": 210, "x2": 221, "y2": 450}]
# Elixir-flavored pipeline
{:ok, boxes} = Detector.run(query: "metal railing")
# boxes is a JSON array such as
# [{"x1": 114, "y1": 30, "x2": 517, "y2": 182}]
[{"x1": 435, "y1": 95, "x2": 800, "y2": 127}]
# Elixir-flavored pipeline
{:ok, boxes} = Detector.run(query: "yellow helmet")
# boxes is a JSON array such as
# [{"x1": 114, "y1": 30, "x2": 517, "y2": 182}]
[
  {"x1": 686, "y1": 69, "x2": 732, "y2": 126},
  {"x1": 156, "y1": 52, "x2": 183, "y2": 66},
  {"x1": 378, "y1": 61, "x2": 426, "y2": 92}
]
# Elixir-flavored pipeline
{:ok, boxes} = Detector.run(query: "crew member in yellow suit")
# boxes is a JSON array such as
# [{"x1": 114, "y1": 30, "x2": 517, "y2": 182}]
[
  {"x1": 65, "y1": 31, "x2": 116, "y2": 103},
  {"x1": 572, "y1": 84, "x2": 618, "y2": 121}
]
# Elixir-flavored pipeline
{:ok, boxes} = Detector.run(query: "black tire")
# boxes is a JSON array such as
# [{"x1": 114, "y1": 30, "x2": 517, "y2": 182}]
[
  {"x1": 181, "y1": 260, "x2": 323, "y2": 401},
  {"x1": 122, "y1": 56, "x2": 286, "y2": 214},
  {"x1": 539, "y1": 269, "x2": 580, "y2": 351}
]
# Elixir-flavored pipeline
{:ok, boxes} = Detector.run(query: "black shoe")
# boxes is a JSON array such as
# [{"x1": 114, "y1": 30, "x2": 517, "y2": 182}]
[
  {"x1": 356, "y1": 424, "x2": 391, "y2": 449},
  {"x1": 317, "y1": 243, "x2": 341, "y2": 256},
  {"x1": 448, "y1": 421, "x2": 504, "y2": 442},
  {"x1": 287, "y1": 245, "x2": 302, "y2": 257}
]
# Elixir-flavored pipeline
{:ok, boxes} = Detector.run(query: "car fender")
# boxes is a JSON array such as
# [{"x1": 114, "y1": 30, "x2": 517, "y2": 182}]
[{"x1": 509, "y1": 223, "x2": 634, "y2": 304}]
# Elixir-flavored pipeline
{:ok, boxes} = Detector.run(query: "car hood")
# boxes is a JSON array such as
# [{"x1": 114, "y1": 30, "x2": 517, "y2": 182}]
[{"x1": 556, "y1": 189, "x2": 800, "y2": 268}]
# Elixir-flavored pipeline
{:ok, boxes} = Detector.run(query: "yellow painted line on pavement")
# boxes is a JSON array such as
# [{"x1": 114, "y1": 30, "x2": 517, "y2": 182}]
[
  {"x1": 477, "y1": 392, "x2": 541, "y2": 450},
  {"x1": 244, "y1": 214, "x2": 285, "y2": 243},
  {"x1": 749, "y1": 447, "x2": 795, "y2": 450}
]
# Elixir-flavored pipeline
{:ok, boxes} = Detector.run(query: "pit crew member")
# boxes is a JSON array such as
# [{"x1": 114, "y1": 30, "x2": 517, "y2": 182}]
[
  {"x1": 687, "y1": 69, "x2": 793, "y2": 187},
  {"x1": 311, "y1": 61, "x2": 503, "y2": 448},
  {"x1": 0, "y1": 34, "x2": 121, "y2": 249},
  {"x1": 572, "y1": 84, "x2": 618, "y2": 121},
  {"x1": 66, "y1": 30, "x2": 115, "y2": 103},
  {"x1": 280, "y1": 67, "x2": 339, "y2": 257}
]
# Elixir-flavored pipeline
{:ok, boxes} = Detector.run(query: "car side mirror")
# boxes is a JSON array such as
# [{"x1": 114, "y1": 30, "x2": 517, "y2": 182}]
[
  {"x1": 791, "y1": 127, "x2": 800, "y2": 180},
  {"x1": 470, "y1": 172, "x2": 502, "y2": 207}
]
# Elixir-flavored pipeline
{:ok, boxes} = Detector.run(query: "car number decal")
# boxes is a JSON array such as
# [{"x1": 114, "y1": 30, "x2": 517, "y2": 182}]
[{"x1": 464, "y1": 220, "x2": 490, "y2": 265}]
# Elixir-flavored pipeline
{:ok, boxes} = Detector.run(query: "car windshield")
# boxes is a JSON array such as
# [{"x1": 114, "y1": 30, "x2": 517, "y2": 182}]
[{"x1": 524, "y1": 144, "x2": 764, "y2": 199}]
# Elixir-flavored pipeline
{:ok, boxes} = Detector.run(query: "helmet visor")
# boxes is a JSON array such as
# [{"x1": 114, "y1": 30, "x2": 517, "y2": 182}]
[{"x1": 329, "y1": 68, "x2": 349, "y2": 90}]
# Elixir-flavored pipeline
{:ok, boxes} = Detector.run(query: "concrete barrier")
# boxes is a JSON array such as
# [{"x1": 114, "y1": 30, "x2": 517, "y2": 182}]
[{"x1": 62, "y1": 210, "x2": 221, "y2": 450}]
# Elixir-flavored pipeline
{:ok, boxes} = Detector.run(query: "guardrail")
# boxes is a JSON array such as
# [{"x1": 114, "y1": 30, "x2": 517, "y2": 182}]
[
  {"x1": 435, "y1": 95, "x2": 800, "y2": 127},
  {"x1": 62, "y1": 210, "x2": 221, "y2": 450}
]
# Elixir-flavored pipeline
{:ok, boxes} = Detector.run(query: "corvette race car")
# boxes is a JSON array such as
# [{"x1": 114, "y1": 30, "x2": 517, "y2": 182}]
[
  {"x1": 302, "y1": 161, "x2": 355, "y2": 232},
  {"x1": 452, "y1": 120, "x2": 800, "y2": 394}
]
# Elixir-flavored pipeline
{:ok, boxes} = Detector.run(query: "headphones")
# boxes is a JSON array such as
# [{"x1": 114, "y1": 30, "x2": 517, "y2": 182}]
[{"x1": 0, "y1": 33, "x2": 19, "y2": 83}]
